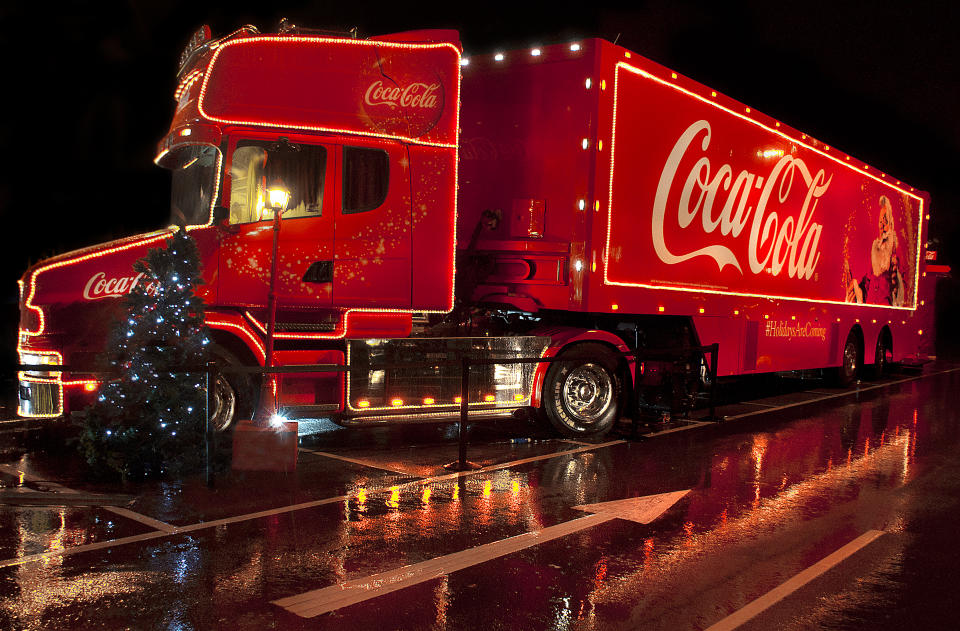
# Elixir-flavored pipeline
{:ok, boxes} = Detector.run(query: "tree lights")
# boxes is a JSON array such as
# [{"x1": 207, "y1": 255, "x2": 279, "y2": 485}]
[{"x1": 77, "y1": 229, "x2": 209, "y2": 479}]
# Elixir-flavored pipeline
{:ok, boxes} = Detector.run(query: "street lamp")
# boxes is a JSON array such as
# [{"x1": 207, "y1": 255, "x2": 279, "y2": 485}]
[{"x1": 252, "y1": 183, "x2": 290, "y2": 427}]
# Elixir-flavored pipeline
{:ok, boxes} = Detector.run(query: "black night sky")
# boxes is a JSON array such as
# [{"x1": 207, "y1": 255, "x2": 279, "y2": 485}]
[{"x1": 2, "y1": 0, "x2": 959, "y2": 367}]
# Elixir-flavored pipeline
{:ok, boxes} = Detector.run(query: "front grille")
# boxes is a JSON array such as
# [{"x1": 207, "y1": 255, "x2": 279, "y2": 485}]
[{"x1": 18, "y1": 381, "x2": 60, "y2": 417}]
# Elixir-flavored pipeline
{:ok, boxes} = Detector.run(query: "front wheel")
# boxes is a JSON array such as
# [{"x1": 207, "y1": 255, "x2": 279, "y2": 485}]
[
  {"x1": 542, "y1": 344, "x2": 621, "y2": 438},
  {"x1": 208, "y1": 344, "x2": 259, "y2": 432}
]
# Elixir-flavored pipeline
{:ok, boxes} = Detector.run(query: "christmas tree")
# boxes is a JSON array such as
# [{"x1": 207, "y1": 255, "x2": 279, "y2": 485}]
[{"x1": 78, "y1": 228, "x2": 209, "y2": 479}]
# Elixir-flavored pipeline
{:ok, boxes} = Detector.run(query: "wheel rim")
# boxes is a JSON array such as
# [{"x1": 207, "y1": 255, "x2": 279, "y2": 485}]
[
  {"x1": 843, "y1": 341, "x2": 858, "y2": 378},
  {"x1": 209, "y1": 374, "x2": 236, "y2": 432},
  {"x1": 561, "y1": 363, "x2": 613, "y2": 424}
]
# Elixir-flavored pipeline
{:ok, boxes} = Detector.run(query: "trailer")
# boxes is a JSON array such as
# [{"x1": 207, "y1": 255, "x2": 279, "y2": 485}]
[{"x1": 16, "y1": 24, "x2": 941, "y2": 437}]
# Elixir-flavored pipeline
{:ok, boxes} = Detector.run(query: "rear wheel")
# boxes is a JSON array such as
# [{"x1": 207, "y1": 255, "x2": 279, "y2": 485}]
[
  {"x1": 873, "y1": 334, "x2": 892, "y2": 379},
  {"x1": 836, "y1": 333, "x2": 861, "y2": 387},
  {"x1": 542, "y1": 343, "x2": 621, "y2": 438}
]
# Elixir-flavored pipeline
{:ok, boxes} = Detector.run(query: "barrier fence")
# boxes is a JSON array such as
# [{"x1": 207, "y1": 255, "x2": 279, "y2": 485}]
[{"x1": 17, "y1": 343, "x2": 719, "y2": 485}]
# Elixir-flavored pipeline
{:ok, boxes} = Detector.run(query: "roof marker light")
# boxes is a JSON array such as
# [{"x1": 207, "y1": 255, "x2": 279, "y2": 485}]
[
  {"x1": 671, "y1": 72, "x2": 677, "y2": 79},
  {"x1": 531, "y1": 48, "x2": 541, "y2": 56},
  {"x1": 578, "y1": 199, "x2": 586, "y2": 210},
  {"x1": 570, "y1": 43, "x2": 581, "y2": 52},
  {"x1": 423, "y1": 397, "x2": 435, "y2": 405},
  {"x1": 460, "y1": 58, "x2": 470, "y2": 66},
  {"x1": 581, "y1": 138, "x2": 589, "y2": 149},
  {"x1": 494, "y1": 52, "x2": 505, "y2": 61},
  {"x1": 391, "y1": 398, "x2": 404, "y2": 407},
  {"x1": 612, "y1": 304, "x2": 619, "y2": 310},
  {"x1": 711, "y1": 91, "x2": 717, "y2": 97},
  {"x1": 585, "y1": 78, "x2": 592, "y2": 89}
]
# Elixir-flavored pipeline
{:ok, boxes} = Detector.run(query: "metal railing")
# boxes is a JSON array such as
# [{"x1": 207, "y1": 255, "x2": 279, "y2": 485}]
[{"x1": 16, "y1": 342, "x2": 719, "y2": 484}]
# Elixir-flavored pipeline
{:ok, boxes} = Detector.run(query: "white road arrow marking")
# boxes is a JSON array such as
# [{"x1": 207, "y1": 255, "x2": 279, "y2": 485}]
[
  {"x1": 273, "y1": 489, "x2": 690, "y2": 618},
  {"x1": 572, "y1": 489, "x2": 691, "y2": 524}
]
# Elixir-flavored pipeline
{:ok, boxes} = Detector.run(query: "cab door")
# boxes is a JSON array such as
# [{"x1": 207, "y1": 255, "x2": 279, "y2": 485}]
[
  {"x1": 333, "y1": 142, "x2": 411, "y2": 308},
  {"x1": 218, "y1": 135, "x2": 336, "y2": 309}
]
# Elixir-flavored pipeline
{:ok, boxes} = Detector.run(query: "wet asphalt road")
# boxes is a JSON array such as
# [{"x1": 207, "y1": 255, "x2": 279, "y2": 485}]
[{"x1": 2, "y1": 365, "x2": 960, "y2": 630}]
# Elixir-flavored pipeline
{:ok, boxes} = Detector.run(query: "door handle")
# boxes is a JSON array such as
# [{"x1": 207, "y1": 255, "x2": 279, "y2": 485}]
[{"x1": 303, "y1": 260, "x2": 333, "y2": 283}]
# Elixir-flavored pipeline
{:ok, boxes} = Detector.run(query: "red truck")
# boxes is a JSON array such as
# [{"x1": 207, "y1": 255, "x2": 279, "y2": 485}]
[{"x1": 16, "y1": 24, "x2": 944, "y2": 437}]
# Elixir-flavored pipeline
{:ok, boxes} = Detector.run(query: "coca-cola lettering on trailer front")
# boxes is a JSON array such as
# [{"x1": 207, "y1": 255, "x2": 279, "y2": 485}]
[{"x1": 605, "y1": 62, "x2": 924, "y2": 309}]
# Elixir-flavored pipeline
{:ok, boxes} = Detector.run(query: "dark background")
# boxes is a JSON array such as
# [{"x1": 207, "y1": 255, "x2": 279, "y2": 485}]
[{"x1": 2, "y1": 0, "x2": 958, "y2": 386}]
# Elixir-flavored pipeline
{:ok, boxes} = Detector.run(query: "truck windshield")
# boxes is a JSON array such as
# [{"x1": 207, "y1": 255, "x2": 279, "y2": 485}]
[{"x1": 166, "y1": 145, "x2": 219, "y2": 227}]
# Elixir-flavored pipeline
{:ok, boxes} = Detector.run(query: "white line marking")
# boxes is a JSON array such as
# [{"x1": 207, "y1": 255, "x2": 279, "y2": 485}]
[
  {"x1": 299, "y1": 448, "x2": 416, "y2": 475},
  {"x1": 704, "y1": 529, "x2": 886, "y2": 631},
  {"x1": 0, "y1": 368, "x2": 951, "y2": 569},
  {"x1": 642, "y1": 421, "x2": 714, "y2": 438},
  {"x1": 0, "y1": 463, "x2": 178, "y2": 532},
  {"x1": 273, "y1": 512, "x2": 615, "y2": 618},
  {"x1": 0, "y1": 439, "x2": 625, "y2": 567},
  {"x1": 558, "y1": 438, "x2": 593, "y2": 446},
  {"x1": 0, "y1": 529, "x2": 171, "y2": 569}
]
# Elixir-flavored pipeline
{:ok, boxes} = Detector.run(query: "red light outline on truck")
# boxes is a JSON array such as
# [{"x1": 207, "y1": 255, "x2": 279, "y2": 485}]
[
  {"x1": 603, "y1": 60, "x2": 925, "y2": 312},
  {"x1": 197, "y1": 36, "x2": 462, "y2": 149}
]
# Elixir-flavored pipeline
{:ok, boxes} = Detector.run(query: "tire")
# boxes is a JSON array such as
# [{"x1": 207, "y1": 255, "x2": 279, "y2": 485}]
[
  {"x1": 542, "y1": 343, "x2": 621, "y2": 438},
  {"x1": 835, "y1": 333, "x2": 861, "y2": 387},
  {"x1": 208, "y1": 344, "x2": 259, "y2": 431},
  {"x1": 873, "y1": 334, "x2": 892, "y2": 379}
]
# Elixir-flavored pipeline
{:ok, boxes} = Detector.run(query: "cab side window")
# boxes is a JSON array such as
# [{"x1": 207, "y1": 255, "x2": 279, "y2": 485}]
[
  {"x1": 229, "y1": 140, "x2": 326, "y2": 224},
  {"x1": 342, "y1": 147, "x2": 389, "y2": 214}
]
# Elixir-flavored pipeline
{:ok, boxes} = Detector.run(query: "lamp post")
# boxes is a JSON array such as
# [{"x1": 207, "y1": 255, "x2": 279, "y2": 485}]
[
  {"x1": 253, "y1": 185, "x2": 290, "y2": 428},
  {"x1": 231, "y1": 183, "x2": 299, "y2": 471}
]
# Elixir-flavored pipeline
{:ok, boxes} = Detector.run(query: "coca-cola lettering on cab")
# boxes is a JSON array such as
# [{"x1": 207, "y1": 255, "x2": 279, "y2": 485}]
[
  {"x1": 82, "y1": 272, "x2": 159, "y2": 300},
  {"x1": 652, "y1": 119, "x2": 831, "y2": 281},
  {"x1": 364, "y1": 80, "x2": 441, "y2": 109}
]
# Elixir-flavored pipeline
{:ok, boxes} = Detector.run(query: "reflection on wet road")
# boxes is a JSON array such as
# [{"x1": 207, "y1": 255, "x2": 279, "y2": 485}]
[{"x1": 2, "y1": 367, "x2": 959, "y2": 630}]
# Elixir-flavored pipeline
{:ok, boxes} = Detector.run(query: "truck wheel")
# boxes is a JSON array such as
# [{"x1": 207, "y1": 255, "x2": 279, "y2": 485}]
[
  {"x1": 209, "y1": 345, "x2": 258, "y2": 432},
  {"x1": 542, "y1": 344, "x2": 620, "y2": 438},
  {"x1": 836, "y1": 333, "x2": 861, "y2": 387},
  {"x1": 873, "y1": 335, "x2": 892, "y2": 379}
]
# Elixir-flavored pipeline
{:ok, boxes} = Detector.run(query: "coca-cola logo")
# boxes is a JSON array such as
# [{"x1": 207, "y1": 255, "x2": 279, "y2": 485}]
[
  {"x1": 83, "y1": 272, "x2": 159, "y2": 301},
  {"x1": 653, "y1": 120, "x2": 831, "y2": 280},
  {"x1": 364, "y1": 80, "x2": 441, "y2": 110}
]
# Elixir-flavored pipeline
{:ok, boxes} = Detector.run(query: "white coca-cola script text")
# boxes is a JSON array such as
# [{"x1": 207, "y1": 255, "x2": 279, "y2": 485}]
[
  {"x1": 82, "y1": 272, "x2": 158, "y2": 300},
  {"x1": 364, "y1": 81, "x2": 440, "y2": 109},
  {"x1": 652, "y1": 120, "x2": 831, "y2": 279}
]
